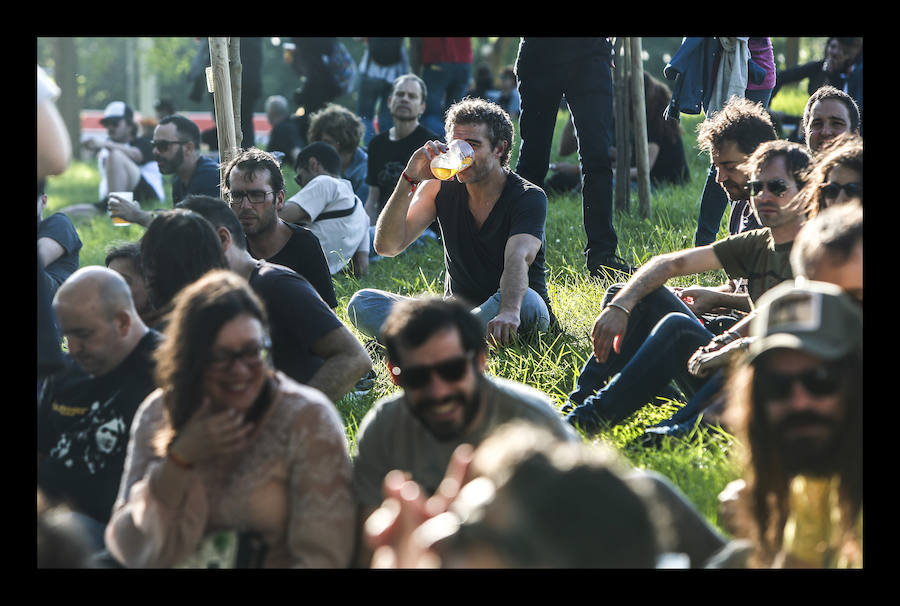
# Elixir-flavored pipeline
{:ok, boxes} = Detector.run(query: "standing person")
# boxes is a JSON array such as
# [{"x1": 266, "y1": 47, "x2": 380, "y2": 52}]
[
  {"x1": 223, "y1": 147, "x2": 337, "y2": 309},
  {"x1": 108, "y1": 114, "x2": 220, "y2": 227},
  {"x1": 413, "y1": 37, "x2": 473, "y2": 139},
  {"x1": 105, "y1": 270, "x2": 356, "y2": 568},
  {"x1": 514, "y1": 37, "x2": 631, "y2": 278},
  {"x1": 356, "y1": 37, "x2": 410, "y2": 146},
  {"x1": 693, "y1": 37, "x2": 776, "y2": 246},
  {"x1": 281, "y1": 142, "x2": 370, "y2": 277},
  {"x1": 348, "y1": 97, "x2": 553, "y2": 347},
  {"x1": 82, "y1": 101, "x2": 165, "y2": 209},
  {"x1": 713, "y1": 280, "x2": 862, "y2": 568}
]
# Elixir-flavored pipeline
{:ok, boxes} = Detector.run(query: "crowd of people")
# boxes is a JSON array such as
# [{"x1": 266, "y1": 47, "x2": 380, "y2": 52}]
[{"x1": 37, "y1": 36, "x2": 862, "y2": 570}]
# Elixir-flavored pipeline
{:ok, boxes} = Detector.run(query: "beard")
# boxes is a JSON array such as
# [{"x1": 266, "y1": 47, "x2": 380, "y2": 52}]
[
  {"x1": 156, "y1": 147, "x2": 184, "y2": 175},
  {"x1": 773, "y1": 410, "x2": 842, "y2": 477},
  {"x1": 409, "y1": 373, "x2": 483, "y2": 442}
]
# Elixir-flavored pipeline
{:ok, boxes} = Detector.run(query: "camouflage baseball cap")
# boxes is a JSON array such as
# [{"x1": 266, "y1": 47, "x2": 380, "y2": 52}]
[{"x1": 747, "y1": 279, "x2": 862, "y2": 363}]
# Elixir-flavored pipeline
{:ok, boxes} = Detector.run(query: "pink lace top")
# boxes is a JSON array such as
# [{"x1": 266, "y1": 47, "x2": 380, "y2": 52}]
[{"x1": 105, "y1": 372, "x2": 356, "y2": 568}]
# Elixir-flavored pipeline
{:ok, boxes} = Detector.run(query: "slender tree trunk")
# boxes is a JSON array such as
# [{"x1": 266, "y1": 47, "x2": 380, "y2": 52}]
[
  {"x1": 208, "y1": 37, "x2": 240, "y2": 193},
  {"x1": 629, "y1": 37, "x2": 651, "y2": 219},
  {"x1": 614, "y1": 37, "x2": 630, "y2": 212}
]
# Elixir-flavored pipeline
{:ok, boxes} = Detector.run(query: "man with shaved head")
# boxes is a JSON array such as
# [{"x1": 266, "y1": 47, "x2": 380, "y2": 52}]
[{"x1": 38, "y1": 266, "x2": 162, "y2": 555}]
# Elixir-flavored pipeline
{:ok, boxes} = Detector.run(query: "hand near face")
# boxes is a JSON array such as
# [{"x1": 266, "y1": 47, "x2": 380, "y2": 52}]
[
  {"x1": 169, "y1": 396, "x2": 255, "y2": 466},
  {"x1": 405, "y1": 140, "x2": 446, "y2": 183}
]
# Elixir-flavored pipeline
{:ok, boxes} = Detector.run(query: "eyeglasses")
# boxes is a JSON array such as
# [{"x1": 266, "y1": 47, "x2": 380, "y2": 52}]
[
  {"x1": 151, "y1": 139, "x2": 190, "y2": 152},
  {"x1": 391, "y1": 352, "x2": 475, "y2": 389},
  {"x1": 224, "y1": 190, "x2": 275, "y2": 208},
  {"x1": 821, "y1": 182, "x2": 862, "y2": 200},
  {"x1": 208, "y1": 339, "x2": 271, "y2": 372},
  {"x1": 754, "y1": 364, "x2": 842, "y2": 401},
  {"x1": 748, "y1": 179, "x2": 789, "y2": 198}
]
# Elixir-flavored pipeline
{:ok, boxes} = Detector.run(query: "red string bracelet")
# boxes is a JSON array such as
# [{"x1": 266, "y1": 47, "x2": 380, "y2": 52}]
[{"x1": 401, "y1": 171, "x2": 420, "y2": 194}]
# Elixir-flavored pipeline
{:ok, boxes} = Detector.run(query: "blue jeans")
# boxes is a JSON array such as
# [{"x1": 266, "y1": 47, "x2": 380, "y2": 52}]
[
  {"x1": 347, "y1": 287, "x2": 550, "y2": 342},
  {"x1": 357, "y1": 74, "x2": 395, "y2": 147},
  {"x1": 694, "y1": 87, "x2": 772, "y2": 246},
  {"x1": 516, "y1": 53, "x2": 615, "y2": 266},
  {"x1": 422, "y1": 62, "x2": 473, "y2": 139},
  {"x1": 644, "y1": 370, "x2": 726, "y2": 439},
  {"x1": 569, "y1": 285, "x2": 699, "y2": 405},
  {"x1": 568, "y1": 312, "x2": 714, "y2": 427}
]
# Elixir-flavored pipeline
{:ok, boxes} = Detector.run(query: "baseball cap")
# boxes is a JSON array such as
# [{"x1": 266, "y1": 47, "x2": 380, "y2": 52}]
[
  {"x1": 747, "y1": 279, "x2": 862, "y2": 364},
  {"x1": 100, "y1": 101, "x2": 133, "y2": 125}
]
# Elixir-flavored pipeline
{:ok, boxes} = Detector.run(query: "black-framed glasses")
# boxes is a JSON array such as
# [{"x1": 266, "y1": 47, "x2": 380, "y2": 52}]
[
  {"x1": 821, "y1": 182, "x2": 862, "y2": 200},
  {"x1": 748, "y1": 179, "x2": 789, "y2": 198},
  {"x1": 208, "y1": 339, "x2": 271, "y2": 372},
  {"x1": 224, "y1": 190, "x2": 275, "y2": 208},
  {"x1": 151, "y1": 139, "x2": 190, "y2": 152},
  {"x1": 391, "y1": 352, "x2": 475, "y2": 389},
  {"x1": 754, "y1": 364, "x2": 842, "y2": 401}
]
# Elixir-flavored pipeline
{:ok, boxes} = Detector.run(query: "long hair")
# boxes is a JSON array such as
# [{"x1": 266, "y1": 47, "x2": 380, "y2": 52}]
[
  {"x1": 798, "y1": 133, "x2": 863, "y2": 218},
  {"x1": 724, "y1": 350, "x2": 863, "y2": 566},
  {"x1": 152, "y1": 270, "x2": 269, "y2": 455}
]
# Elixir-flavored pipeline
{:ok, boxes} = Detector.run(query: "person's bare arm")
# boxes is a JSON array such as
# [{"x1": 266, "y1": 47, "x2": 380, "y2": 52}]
[
  {"x1": 37, "y1": 97, "x2": 71, "y2": 180},
  {"x1": 37, "y1": 237, "x2": 66, "y2": 268},
  {"x1": 364, "y1": 186, "x2": 381, "y2": 225},
  {"x1": 108, "y1": 193, "x2": 155, "y2": 227},
  {"x1": 307, "y1": 325, "x2": 373, "y2": 403},
  {"x1": 487, "y1": 233, "x2": 542, "y2": 346},
  {"x1": 279, "y1": 200, "x2": 312, "y2": 224},
  {"x1": 592, "y1": 245, "x2": 723, "y2": 363}
]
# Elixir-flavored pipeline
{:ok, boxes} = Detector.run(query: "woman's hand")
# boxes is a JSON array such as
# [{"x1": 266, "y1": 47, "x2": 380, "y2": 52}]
[{"x1": 168, "y1": 397, "x2": 255, "y2": 466}]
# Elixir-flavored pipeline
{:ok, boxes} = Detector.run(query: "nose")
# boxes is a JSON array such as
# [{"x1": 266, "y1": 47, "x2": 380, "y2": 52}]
[{"x1": 786, "y1": 379, "x2": 819, "y2": 411}]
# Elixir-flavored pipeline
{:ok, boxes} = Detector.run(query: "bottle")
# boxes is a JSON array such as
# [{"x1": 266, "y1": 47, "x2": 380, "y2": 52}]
[{"x1": 430, "y1": 139, "x2": 474, "y2": 180}]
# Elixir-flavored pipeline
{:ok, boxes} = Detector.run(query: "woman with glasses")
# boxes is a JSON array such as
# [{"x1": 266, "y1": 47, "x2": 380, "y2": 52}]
[
  {"x1": 798, "y1": 133, "x2": 863, "y2": 218},
  {"x1": 105, "y1": 270, "x2": 356, "y2": 568}
]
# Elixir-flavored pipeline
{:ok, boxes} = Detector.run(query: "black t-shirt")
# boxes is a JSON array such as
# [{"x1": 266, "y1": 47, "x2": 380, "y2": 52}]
[
  {"x1": 267, "y1": 117, "x2": 305, "y2": 161},
  {"x1": 248, "y1": 260, "x2": 343, "y2": 384},
  {"x1": 173, "y1": 154, "x2": 221, "y2": 205},
  {"x1": 366, "y1": 125, "x2": 437, "y2": 213},
  {"x1": 38, "y1": 212, "x2": 82, "y2": 287},
  {"x1": 37, "y1": 330, "x2": 162, "y2": 524},
  {"x1": 248, "y1": 223, "x2": 338, "y2": 309},
  {"x1": 434, "y1": 171, "x2": 551, "y2": 312}
]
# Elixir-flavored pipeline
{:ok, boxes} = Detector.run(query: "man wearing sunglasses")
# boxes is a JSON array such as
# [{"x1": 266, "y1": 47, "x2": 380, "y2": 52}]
[
  {"x1": 710, "y1": 280, "x2": 862, "y2": 568},
  {"x1": 566, "y1": 140, "x2": 812, "y2": 434},
  {"x1": 351, "y1": 297, "x2": 577, "y2": 565},
  {"x1": 108, "y1": 115, "x2": 220, "y2": 227}
]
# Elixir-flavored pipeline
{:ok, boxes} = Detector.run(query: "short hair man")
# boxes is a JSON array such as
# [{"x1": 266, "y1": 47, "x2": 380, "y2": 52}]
[
  {"x1": 174, "y1": 198, "x2": 371, "y2": 403},
  {"x1": 352, "y1": 297, "x2": 579, "y2": 564},
  {"x1": 280, "y1": 142, "x2": 371, "y2": 277},
  {"x1": 82, "y1": 101, "x2": 165, "y2": 209},
  {"x1": 566, "y1": 140, "x2": 812, "y2": 433},
  {"x1": 264, "y1": 95, "x2": 305, "y2": 166},
  {"x1": 801, "y1": 85, "x2": 860, "y2": 153},
  {"x1": 790, "y1": 201, "x2": 863, "y2": 302},
  {"x1": 220, "y1": 147, "x2": 337, "y2": 308},
  {"x1": 104, "y1": 241, "x2": 153, "y2": 322},
  {"x1": 38, "y1": 267, "x2": 161, "y2": 551},
  {"x1": 348, "y1": 97, "x2": 554, "y2": 347},
  {"x1": 108, "y1": 114, "x2": 221, "y2": 227},
  {"x1": 364, "y1": 74, "x2": 437, "y2": 224},
  {"x1": 718, "y1": 281, "x2": 862, "y2": 568},
  {"x1": 307, "y1": 103, "x2": 369, "y2": 204}
]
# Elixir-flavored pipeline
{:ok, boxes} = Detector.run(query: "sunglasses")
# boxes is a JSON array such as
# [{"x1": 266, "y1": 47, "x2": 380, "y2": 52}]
[
  {"x1": 391, "y1": 352, "x2": 475, "y2": 389},
  {"x1": 748, "y1": 179, "x2": 789, "y2": 197},
  {"x1": 821, "y1": 182, "x2": 862, "y2": 200},
  {"x1": 755, "y1": 364, "x2": 842, "y2": 401},
  {"x1": 151, "y1": 139, "x2": 189, "y2": 152}
]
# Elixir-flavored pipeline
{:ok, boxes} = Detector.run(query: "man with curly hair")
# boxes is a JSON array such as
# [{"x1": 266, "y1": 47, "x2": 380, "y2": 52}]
[
  {"x1": 307, "y1": 103, "x2": 370, "y2": 205},
  {"x1": 348, "y1": 97, "x2": 553, "y2": 347}
]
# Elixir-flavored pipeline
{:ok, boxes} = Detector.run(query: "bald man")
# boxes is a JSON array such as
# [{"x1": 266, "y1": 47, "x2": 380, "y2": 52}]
[{"x1": 38, "y1": 267, "x2": 162, "y2": 553}]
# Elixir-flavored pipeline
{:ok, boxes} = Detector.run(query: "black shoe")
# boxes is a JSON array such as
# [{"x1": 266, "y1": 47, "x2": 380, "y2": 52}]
[
  {"x1": 588, "y1": 254, "x2": 636, "y2": 279},
  {"x1": 352, "y1": 369, "x2": 377, "y2": 397}
]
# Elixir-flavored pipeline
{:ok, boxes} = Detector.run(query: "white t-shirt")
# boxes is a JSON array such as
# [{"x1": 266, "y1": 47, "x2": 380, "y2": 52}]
[{"x1": 284, "y1": 175, "x2": 369, "y2": 275}]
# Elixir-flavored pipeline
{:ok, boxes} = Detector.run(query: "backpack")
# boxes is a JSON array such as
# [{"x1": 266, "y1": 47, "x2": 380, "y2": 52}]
[
  {"x1": 368, "y1": 37, "x2": 404, "y2": 67},
  {"x1": 324, "y1": 40, "x2": 357, "y2": 96}
]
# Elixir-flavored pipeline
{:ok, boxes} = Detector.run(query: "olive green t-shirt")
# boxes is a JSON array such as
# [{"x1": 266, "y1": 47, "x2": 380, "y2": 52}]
[{"x1": 711, "y1": 228, "x2": 794, "y2": 305}]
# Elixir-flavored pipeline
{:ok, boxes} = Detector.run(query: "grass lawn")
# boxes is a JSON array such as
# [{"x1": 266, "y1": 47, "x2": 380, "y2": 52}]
[{"x1": 41, "y1": 92, "x2": 811, "y2": 532}]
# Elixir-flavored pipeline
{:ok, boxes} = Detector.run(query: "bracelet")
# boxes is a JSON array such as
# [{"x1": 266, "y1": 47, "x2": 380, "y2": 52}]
[
  {"x1": 401, "y1": 171, "x2": 420, "y2": 193},
  {"x1": 166, "y1": 446, "x2": 194, "y2": 470},
  {"x1": 606, "y1": 302, "x2": 631, "y2": 317}
]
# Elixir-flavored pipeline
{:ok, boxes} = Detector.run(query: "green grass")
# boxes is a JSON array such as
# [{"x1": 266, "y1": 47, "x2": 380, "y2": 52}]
[{"x1": 43, "y1": 112, "x2": 744, "y2": 533}]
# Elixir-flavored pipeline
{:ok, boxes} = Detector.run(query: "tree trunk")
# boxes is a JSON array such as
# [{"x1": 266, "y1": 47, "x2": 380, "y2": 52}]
[
  {"x1": 629, "y1": 37, "x2": 652, "y2": 220},
  {"x1": 208, "y1": 37, "x2": 239, "y2": 193},
  {"x1": 52, "y1": 37, "x2": 81, "y2": 156},
  {"x1": 784, "y1": 37, "x2": 800, "y2": 70},
  {"x1": 613, "y1": 37, "x2": 630, "y2": 212}
]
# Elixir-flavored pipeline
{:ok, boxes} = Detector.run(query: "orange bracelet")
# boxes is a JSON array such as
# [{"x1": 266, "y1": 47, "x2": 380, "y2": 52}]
[{"x1": 166, "y1": 448, "x2": 194, "y2": 470}]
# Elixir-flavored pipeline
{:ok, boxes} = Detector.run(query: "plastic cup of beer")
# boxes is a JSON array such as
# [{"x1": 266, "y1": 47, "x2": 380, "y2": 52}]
[
  {"x1": 108, "y1": 192, "x2": 132, "y2": 226},
  {"x1": 430, "y1": 139, "x2": 474, "y2": 180}
]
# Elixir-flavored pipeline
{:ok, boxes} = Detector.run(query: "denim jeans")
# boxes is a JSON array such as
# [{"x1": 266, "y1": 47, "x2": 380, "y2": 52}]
[
  {"x1": 568, "y1": 285, "x2": 699, "y2": 405},
  {"x1": 644, "y1": 369, "x2": 726, "y2": 439},
  {"x1": 357, "y1": 74, "x2": 395, "y2": 147},
  {"x1": 347, "y1": 287, "x2": 550, "y2": 342},
  {"x1": 693, "y1": 87, "x2": 773, "y2": 246},
  {"x1": 569, "y1": 312, "x2": 715, "y2": 427},
  {"x1": 516, "y1": 53, "x2": 615, "y2": 266},
  {"x1": 422, "y1": 62, "x2": 472, "y2": 139}
]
